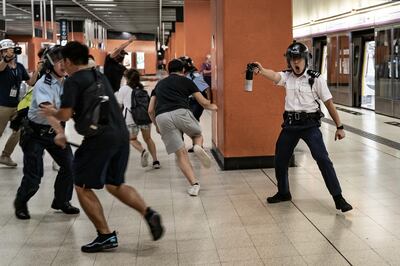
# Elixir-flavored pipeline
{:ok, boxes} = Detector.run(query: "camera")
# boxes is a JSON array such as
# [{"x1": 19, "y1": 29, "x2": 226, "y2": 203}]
[
  {"x1": 14, "y1": 46, "x2": 22, "y2": 55},
  {"x1": 244, "y1": 63, "x2": 258, "y2": 92}
]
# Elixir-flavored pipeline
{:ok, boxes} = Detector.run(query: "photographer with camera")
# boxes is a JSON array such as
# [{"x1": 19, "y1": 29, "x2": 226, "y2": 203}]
[
  {"x1": 251, "y1": 41, "x2": 352, "y2": 213},
  {"x1": 13, "y1": 45, "x2": 80, "y2": 220},
  {"x1": 0, "y1": 39, "x2": 41, "y2": 167}
]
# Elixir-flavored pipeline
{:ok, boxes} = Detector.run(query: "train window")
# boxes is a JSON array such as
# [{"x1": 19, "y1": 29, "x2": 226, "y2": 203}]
[
  {"x1": 327, "y1": 36, "x2": 337, "y2": 88},
  {"x1": 354, "y1": 45, "x2": 360, "y2": 77},
  {"x1": 338, "y1": 35, "x2": 350, "y2": 92},
  {"x1": 376, "y1": 29, "x2": 392, "y2": 99},
  {"x1": 393, "y1": 28, "x2": 400, "y2": 100}
]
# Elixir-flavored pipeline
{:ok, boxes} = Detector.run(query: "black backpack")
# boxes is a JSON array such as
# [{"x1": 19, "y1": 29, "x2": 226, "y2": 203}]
[
  {"x1": 74, "y1": 68, "x2": 110, "y2": 137},
  {"x1": 131, "y1": 87, "x2": 152, "y2": 125}
]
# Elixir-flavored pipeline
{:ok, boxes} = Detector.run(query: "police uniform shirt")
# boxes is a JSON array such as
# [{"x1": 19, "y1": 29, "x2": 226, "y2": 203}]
[
  {"x1": 276, "y1": 69, "x2": 332, "y2": 113},
  {"x1": 28, "y1": 74, "x2": 63, "y2": 125},
  {"x1": 186, "y1": 72, "x2": 208, "y2": 92}
]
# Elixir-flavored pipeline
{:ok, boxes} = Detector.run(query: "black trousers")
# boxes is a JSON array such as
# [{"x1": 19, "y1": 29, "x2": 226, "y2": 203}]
[
  {"x1": 274, "y1": 125, "x2": 342, "y2": 197},
  {"x1": 16, "y1": 126, "x2": 74, "y2": 206},
  {"x1": 190, "y1": 90, "x2": 208, "y2": 121}
]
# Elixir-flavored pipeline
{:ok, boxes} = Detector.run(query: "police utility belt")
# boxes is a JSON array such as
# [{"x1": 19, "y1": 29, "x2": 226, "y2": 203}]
[
  {"x1": 28, "y1": 120, "x2": 56, "y2": 136},
  {"x1": 283, "y1": 111, "x2": 321, "y2": 121}
]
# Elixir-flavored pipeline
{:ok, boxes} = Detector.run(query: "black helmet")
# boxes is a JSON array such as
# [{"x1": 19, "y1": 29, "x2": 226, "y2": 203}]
[
  {"x1": 42, "y1": 45, "x2": 63, "y2": 74},
  {"x1": 285, "y1": 41, "x2": 311, "y2": 68},
  {"x1": 178, "y1": 56, "x2": 196, "y2": 72}
]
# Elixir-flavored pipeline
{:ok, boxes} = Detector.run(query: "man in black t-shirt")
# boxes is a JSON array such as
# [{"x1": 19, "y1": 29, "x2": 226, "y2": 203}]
[
  {"x1": 40, "y1": 42, "x2": 163, "y2": 253},
  {"x1": 104, "y1": 37, "x2": 135, "y2": 92},
  {"x1": 148, "y1": 59, "x2": 218, "y2": 197}
]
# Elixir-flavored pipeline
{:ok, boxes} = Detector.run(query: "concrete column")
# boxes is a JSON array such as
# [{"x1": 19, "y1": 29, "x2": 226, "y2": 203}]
[
  {"x1": 210, "y1": 0, "x2": 292, "y2": 169},
  {"x1": 184, "y1": 0, "x2": 211, "y2": 69}
]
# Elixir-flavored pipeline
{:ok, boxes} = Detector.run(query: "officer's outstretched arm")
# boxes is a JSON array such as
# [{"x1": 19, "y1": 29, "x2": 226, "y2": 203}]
[{"x1": 252, "y1": 62, "x2": 281, "y2": 83}]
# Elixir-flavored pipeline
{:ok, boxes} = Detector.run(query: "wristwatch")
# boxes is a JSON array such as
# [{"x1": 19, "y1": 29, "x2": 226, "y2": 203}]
[{"x1": 337, "y1": 125, "x2": 344, "y2": 130}]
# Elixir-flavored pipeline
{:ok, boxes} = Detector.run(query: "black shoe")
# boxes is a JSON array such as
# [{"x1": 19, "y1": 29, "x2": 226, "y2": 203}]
[
  {"x1": 333, "y1": 195, "x2": 353, "y2": 213},
  {"x1": 188, "y1": 147, "x2": 194, "y2": 153},
  {"x1": 145, "y1": 208, "x2": 164, "y2": 241},
  {"x1": 266, "y1": 192, "x2": 292, "y2": 204},
  {"x1": 51, "y1": 201, "x2": 80, "y2": 214},
  {"x1": 152, "y1": 160, "x2": 161, "y2": 169},
  {"x1": 14, "y1": 199, "x2": 30, "y2": 220},
  {"x1": 81, "y1": 231, "x2": 118, "y2": 253}
]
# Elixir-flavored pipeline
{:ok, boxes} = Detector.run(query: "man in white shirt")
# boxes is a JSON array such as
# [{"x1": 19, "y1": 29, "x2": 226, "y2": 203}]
[{"x1": 253, "y1": 41, "x2": 352, "y2": 213}]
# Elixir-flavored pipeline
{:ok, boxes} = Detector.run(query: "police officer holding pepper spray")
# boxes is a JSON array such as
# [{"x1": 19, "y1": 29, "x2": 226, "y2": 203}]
[{"x1": 251, "y1": 41, "x2": 352, "y2": 213}]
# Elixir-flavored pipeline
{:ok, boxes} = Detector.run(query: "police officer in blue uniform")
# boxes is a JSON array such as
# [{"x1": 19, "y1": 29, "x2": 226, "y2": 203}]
[
  {"x1": 253, "y1": 41, "x2": 352, "y2": 212},
  {"x1": 14, "y1": 46, "x2": 80, "y2": 219}
]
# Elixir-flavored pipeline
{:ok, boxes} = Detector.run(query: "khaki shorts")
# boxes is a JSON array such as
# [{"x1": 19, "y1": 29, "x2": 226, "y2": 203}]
[{"x1": 156, "y1": 108, "x2": 202, "y2": 154}]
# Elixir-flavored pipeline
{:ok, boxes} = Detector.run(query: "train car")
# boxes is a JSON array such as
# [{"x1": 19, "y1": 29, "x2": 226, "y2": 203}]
[{"x1": 295, "y1": 6, "x2": 400, "y2": 118}]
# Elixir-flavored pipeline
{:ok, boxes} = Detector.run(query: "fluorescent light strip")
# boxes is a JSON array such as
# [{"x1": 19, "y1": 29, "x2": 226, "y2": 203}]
[{"x1": 87, "y1": 3, "x2": 116, "y2": 7}]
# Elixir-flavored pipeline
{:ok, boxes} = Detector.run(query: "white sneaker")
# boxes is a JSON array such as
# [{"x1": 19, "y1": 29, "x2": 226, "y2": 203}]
[
  {"x1": 187, "y1": 184, "x2": 200, "y2": 196},
  {"x1": 52, "y1": 161, "x2": 60, "y2": 171},
  {"x1": 193, "y1": 145, "x2": 211, "y2": 168},
  {"x1": 141, "y1": 150, "x2": 149, "y2": 167},
  {"x1": 0, "y1": 155, "x2": 17, "y2": 167}
]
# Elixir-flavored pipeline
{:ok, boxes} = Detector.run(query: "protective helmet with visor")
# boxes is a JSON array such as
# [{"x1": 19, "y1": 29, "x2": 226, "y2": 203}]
[{"x1": 285, "y1": 41, "x2": 311, "y2": 71}]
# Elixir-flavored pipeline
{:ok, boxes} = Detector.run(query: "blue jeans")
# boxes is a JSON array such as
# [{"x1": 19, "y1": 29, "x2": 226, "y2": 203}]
[{"x1": 274, "y1": 126, "x2": 342, "y2": 196}]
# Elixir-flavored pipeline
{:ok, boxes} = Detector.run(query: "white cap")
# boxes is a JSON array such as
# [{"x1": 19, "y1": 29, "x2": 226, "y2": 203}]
[{"x1": 0, "y1": 39, "x2": 15, "y2": 50}]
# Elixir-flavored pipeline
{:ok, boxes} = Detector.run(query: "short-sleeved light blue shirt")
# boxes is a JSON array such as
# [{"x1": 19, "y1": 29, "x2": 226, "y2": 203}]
[
  {"x1": 28, "y1": 74, "x2": 64, "y2": 125},
  {"x1": 186, "y1": 72, "x2": 209, "y2": 92}
]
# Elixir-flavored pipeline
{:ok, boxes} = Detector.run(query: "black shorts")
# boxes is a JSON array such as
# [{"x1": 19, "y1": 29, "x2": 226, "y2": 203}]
[{"x1": 72, "y1": 136, "x2": 130, "y2": 189}]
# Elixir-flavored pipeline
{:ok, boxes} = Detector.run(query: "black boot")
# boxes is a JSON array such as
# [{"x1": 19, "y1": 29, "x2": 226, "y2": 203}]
[
  {"x1": 81, "y1": 231, "x2": 118, "y2": 253},
  {"x1": 14, "y1": 199, "x2": 30, "y2": 220},
  {"x1": 266, "y1": 192, "x2": 292, "y2": 204},
  {"x1": 333, "y1": 194, "x2": 353, "y2": 213},
  {"x1": 145, "y1": 207, "x2": 164, "y2": 241}
]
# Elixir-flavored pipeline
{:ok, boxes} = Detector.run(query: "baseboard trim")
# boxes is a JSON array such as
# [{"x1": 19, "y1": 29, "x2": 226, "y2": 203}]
[{"x1": 211, "y1": 145, "x2": 295, "y2": 170}]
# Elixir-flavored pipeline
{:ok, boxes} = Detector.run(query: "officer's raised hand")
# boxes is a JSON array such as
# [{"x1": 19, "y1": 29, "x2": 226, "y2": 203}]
[{"x1": 251, "y1": 62, "x2": 281, "y2": 83}]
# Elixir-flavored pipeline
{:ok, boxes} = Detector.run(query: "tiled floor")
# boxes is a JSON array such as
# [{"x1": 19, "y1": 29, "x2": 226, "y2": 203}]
[{"x1": 1, "y1": 92, "x2": 400, "y2": 265}]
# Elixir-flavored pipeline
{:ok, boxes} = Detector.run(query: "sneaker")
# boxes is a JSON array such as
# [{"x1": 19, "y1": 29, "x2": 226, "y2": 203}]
[
  {"x1": 187, "y1": 183, "x2": 200, "y2": 196},
  {"x1": 52, "y1": 161, "x2": 60, "y2": 171},
  {"x1": 333, "y1": 194, "x2": 353, "y2": 213},
  {"x1": 0, "y1": 155, "x2": 17, "y2": 167},
  {"x1": 266, "y1": 192, "x2": 292, "y2": 204},
  {"x1": 81, "y1": 231, "x2": 118, "y2": 253},
  {"x1": 14, "y1": 199, "x2": 30, "y2": 220},
  {"x1": 152, "y1": 160, "x2": 161, "y2": 169},
  {"x1": 141, "y1": 150, "x2": 149, "y2": 167},
  {"x1": 51, "y1": 201, "x2": 80, "y2": 214},
  {"x1": 144, "y1": 208, "x2": 164, "y2": 241},
  {"x1": 193, "y1": 145, "x2": 211, "y2": 168}
]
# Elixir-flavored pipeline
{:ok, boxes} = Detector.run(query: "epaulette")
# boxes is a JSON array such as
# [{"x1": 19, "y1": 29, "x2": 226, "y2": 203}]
[
  {"x1": 282, "y1": 69, "x2": 292, "y2": 73},
  {"x1": 44, "y1": 73, "x2": 52, "y2": 85},
  {"x1": 307, "y1": 69, "x2": 321, "y2": 78}
]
